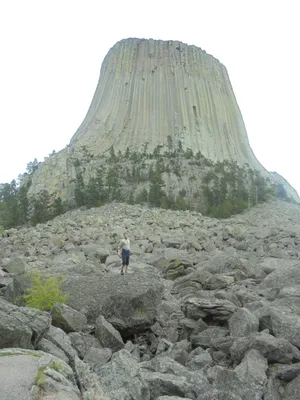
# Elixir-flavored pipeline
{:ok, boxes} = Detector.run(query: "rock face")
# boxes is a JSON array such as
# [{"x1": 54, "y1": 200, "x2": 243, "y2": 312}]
[
  {"x1": 27, "y1": 37, "x2": 300, "y2": 206},
  {"x1": 71, "y1": 38, "x2": 260, "y2": 166}
]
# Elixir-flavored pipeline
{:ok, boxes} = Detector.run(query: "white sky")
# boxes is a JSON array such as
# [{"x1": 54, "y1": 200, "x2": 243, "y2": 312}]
[{"x1": 0, "y1": 0, "x2": 299, "y2": 194}]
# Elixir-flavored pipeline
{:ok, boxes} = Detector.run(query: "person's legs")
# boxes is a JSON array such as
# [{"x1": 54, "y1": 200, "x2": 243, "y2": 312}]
[
  {"x1": 124, "y1": 252, "x2": 130, "y2": 273},
  {"x1": 121, "y1": 251, "x2": 126, "y2": 275}
]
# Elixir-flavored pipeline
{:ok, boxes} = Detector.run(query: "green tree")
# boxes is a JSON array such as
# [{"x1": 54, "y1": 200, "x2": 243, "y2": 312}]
[
  {"x1": 106, "y1": 167, "x2": 119, "y2": 200},
  {"x1": 0, "y1": 180, "x2": 18, "y2": 228},
  {"x1": 23, "y1": 272, "x2": 68, "y2": 311},
  {"x1": 52, "y1": 197, "x2": 64, "y2": 217},
  {"x1": 125, "y1": 147, "x2": 130, "y2": 159},
  {"x1": 153, "y1": 145, "x2": 161, "y2": 157},
  {"x1": 167, "y1": 135, "x2": 173, "y2": 154},
  {"x1": 109, "y1": 146, "x2": 117, "y2": 163},
  {"x1": 149, "y1": 172, "x2": 165, "y2": 206},
  {"x1": 74, "y1": 172, "x2": 85, "y2": 207},
  {"x1": 16, "y1": 184, "x2": 29, "y2": 225},
  {"x1": 85, "y1": 177, "x2": 99, "y2": 208},
  {"x1": 30, "y1": 190, "x2": 51, "y2": 225},
  {"x1": 178, "y1": 140, "x2": 183, "y2": 153},
  {"x1": 26, "y1": 158, "x2": 40, "y2": 174}
]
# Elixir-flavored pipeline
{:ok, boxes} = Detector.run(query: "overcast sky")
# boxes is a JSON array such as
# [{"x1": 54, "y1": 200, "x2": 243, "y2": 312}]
[{"x1": 0, "y1": 1, "x2": 299, "y2": 194}]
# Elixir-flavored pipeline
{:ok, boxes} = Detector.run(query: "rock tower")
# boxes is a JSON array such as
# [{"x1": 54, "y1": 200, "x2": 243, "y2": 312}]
[
  {"x1": 27, "y1": 38, "x2": 299, "y2": 204},
  {"x1": 70, "y1": 38, "x2": 262, "y2": 168}
]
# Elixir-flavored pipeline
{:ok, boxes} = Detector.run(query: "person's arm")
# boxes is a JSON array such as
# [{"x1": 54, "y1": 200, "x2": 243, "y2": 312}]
[
  {"x1": 117, "y1": 240, "x2": 123, "y2": 256},
  {"x1": 129, "y1": 239, "x2": 134, "y2": 255}
]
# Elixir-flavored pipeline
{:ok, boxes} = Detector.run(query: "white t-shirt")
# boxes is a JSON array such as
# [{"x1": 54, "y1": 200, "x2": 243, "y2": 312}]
[{"x1": 119, "y1": 238, "x2": 130, "y2": 251}]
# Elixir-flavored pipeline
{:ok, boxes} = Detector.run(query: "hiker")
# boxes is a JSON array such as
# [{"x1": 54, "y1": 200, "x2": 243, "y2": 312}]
[{"x1": 117, "y1": 232, "x2": 133, "y2": 275}]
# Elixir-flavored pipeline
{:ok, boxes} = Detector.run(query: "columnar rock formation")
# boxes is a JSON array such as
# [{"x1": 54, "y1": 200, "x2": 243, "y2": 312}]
[
  {"x1": 26, "y1": 38, "x2": 298, "y2": 204},
  {"x1": 71, "y1": 38, "x2": 262, "y2": 167}
]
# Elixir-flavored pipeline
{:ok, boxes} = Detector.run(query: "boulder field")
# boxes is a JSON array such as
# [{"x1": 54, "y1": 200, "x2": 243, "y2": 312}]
[{"x1": 1, "y1": 199, "x2": 300, "y2": 399}]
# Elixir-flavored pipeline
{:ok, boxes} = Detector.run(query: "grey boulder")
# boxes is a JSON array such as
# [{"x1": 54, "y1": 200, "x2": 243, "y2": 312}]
[
  {"x1": 228, "y1": 307, "x2": 259, "y2": 337},
  {"x1": 63, "y1": 271, "x2": 164, "y2": 336},
  {"x1": 51, "y1": 302, "x2": 87, "y2": 333},
  {"x1": 68, "y1": 331, "x2": 102, "y2": 359},
  {"x1": 0, "y1": 298, "x2": 51, "y2": 349},
  {"x1": 84, "y1": 347, "x2": 112, "y2": 372},
  {"x1": 230, "y1": 331, "x2": 300, "y2": 364},
  {"x1": 95, "y1": 315, "x2": 124, "y2": 352},
  {"x1": 98, "y1": 349, "x2": 150, "y2": 400}
]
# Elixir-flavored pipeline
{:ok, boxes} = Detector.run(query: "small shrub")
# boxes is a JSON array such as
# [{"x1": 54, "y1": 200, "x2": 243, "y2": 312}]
[
  {"x1": 49, "y1": 360, "x2": 64, "y2": 372},
  {"x1": 35, "y1": 366, "x2": 46, "y2": 388},
  {"x1": 23, "y1": 272, "x2": 68, "y2": 311}
]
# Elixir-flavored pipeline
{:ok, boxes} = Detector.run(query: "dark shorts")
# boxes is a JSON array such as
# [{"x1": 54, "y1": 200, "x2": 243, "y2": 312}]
[{"x1": 122, "y1": 249, "x2": 130, "y2": 266}]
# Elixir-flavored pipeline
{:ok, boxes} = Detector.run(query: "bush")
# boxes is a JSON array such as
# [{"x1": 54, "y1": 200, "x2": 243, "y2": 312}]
[
  {"x1": 23, "y1": 272, "x2": 68, "y2": 311},
  {"x1": 209, "y1": 199, "x2": 248, "y2": 219}
]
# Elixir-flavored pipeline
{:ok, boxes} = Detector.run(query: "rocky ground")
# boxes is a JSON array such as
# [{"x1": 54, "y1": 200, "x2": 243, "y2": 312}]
[{"x1": 1, "y1": 198, "x2": 300, "y2": 399}]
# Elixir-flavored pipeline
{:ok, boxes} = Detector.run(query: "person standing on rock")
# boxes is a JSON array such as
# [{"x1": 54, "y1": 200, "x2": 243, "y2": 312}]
[{"x1": 117, "y1": 232, "x2": 133, "y2": 275}]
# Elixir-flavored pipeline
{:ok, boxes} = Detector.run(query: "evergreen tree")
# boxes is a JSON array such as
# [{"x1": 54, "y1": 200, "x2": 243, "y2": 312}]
[
  {"x1": 149, "y1": 171, "x2": 165, "y2": 207},
  {"x1": 26, "y1": 158, "x2": 40, "y2": 174},
  {"x1": 0, "y1": 180, "x2": 18, "y2": 228},
  {"x1": 109, "y1": 146, "x2": 116, "y2": 163},
  {"x1": 106, "y1": 167, "x2": 119, "y2": 200},
  {"x1": 30, "y1": 190, "x2": 50, "y2": 225},
  {"x1": 16, "y1": 184, "x2": 29, "y2": 225},
  {"x1": 52, "y1": 197, "x2": 64, "y2": 217},
  {"x1": 125, "y1": 147, "x2": 130, "y2": 159},
  {"x1": 167, "y1": 135, "x2": 173, "y2": 154},
  {"x1": 74, "y1": 172, "x2": 85, "y2": 207},
  {"x1": 85, "y1": 177, "x2": 99, "y2": 208}
]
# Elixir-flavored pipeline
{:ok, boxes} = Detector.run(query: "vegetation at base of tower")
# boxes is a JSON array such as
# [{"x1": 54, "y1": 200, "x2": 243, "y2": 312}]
[
  {"x1": 0, "y1": 158, "x2": 65, "y2": 229},
  {"x1": 0, "y1": 148, "x2": 296, "y2": 231},
  {"x1": 23, "y1": 272, "x2": 68, "y2": 311}
]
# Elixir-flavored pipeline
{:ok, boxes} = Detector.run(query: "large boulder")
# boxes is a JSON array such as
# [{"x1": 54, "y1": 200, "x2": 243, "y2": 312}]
[
  {"x1": 51, "y1": 302, "x2": 87, "y2": 333},
  {"x1": 270, "y1": 307, "x2": 300, "y2": 349},
  {"x1": 0, "y1": 298, "x2": 51, "y2": 349},
  {"x1": 2, "y1": 256, "x2": 28, "y2": 274},
  {"x1": 73, "y1": 356, "x2": 110, "y2": 399},
  {"x1": 84, "y1": 347, "x2": 112, "y2": 372},
  {"x1": 95, "y1": 315, "x2": 124, "y2": 352},
  {"x1": 0, "y1": 348, "x2": 81, "y2": 400},
  {"x1": 228, "y1": 308, "x2": 259, "y2": 337},
  {"x1": 45, "y1": 325, "x2": 78, "y2": 364},
  {"x1": 259, "y1": 262, "x2": 300, "y2": 290},
  {"x1": 97, "y1": 349, "x2": 150, "y2": 400},
  {"x1": 68, "y1": 331, "x2": 102, "y2": 359},
  {"x1": 230, "y1": 331, "x2": 300, "y2": 364},
  {"x1": 36, "y1": 338, "x2": 69, "y2": 364},
  {"x1": 141, "y1": 356, "x2": 211, "y2": 398},
  {"x1": 213, "y1": 350, "x2": 268, "y2": 400},
  {"x1": 62, "y1": 270, "x2": 164, "y2": 336},
  {"x1": 283, "y1": 375, "x2": 300, "y2": 400},
  {"x1": 191, "y1": 326, "x2": 229, "y2": 349},
  {"x1": 182, "y1": 297, "x2": 237, "y2": 321}
]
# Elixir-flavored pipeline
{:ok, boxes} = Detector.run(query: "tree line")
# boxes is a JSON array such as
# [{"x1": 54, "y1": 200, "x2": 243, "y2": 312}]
[{"x1": 0, "y1": 146, "x2": 292, "y2": 231}]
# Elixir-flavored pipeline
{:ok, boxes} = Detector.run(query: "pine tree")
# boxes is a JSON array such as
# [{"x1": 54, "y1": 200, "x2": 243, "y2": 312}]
[
  {"x1": 149, "y1": 172, "x2": 165, "y2": 207},
  {"x1": 74, "y1": 172, "x2": 85, "y2": 207},
  {"x1": 52, "y1": 197, "x2": 64, "y2": 217},
  {"x1": 30, "y1": 190, "x2": 50, "y2": 225}
]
